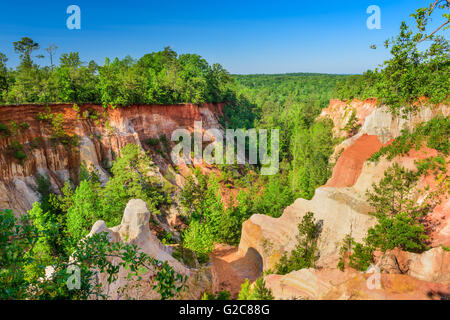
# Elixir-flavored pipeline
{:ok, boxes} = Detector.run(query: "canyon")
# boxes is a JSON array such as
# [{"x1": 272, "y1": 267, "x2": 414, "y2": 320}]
[
  {"x1": 0, "y1": 102, "x2": 224, "y2": 216},
  {"x1": 1, "y1": 99, "x2": 449, "y2": 300},
  {"x1": 237, "y1": 99, "x2": 450, "y2": 299}
]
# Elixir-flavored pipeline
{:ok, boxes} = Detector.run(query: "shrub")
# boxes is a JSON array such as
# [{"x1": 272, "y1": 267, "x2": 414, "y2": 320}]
[
  {"x1": 146, "y1": 137, "x2": 159, "y2": 147},
  {"x1": 0, "y1": 123, "x2": 10, "y2": 136},
  {"x1": 366, "y1": 213, "x2": 428, "y2": 253},
  {"x1": 19, "y1": 122, "x2": 30, "y2": 130},
  {"x1": 348, "y1": 242, "x2": 374, "y2": 272},
  {"x1": 182, "y1": 220, "x2": 215, "y2": 255},
  {"x1": 275, "y1": 212, "x2": 320, "y2": 275},
  {"x1": 238, "y1": 278, "x2": 274, "y2": 300},
  {"x1": 9, "y1": 140, "x2": 27, "y2": 161},
  {"x1": 201, "y1": 291, "x2": 231, "y2": 300}
]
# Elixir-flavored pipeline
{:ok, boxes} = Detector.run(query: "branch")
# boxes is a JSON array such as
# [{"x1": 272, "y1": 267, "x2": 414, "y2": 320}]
[{"x1": 418, "y1": 19, "x2": 450, "y2": 42}]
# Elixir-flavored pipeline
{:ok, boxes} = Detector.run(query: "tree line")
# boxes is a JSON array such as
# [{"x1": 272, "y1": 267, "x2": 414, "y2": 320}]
[{"x1": 0, "y1": 39, "x2": 233, "y2": 106}]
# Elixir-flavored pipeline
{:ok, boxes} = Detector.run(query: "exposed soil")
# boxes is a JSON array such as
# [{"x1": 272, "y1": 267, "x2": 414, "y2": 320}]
[
  {"x1": 326, "y1": 134, "x2": 382, "y2": 188},
  {"x1": 209, "y1": 244, "x2": 262, "y2": 298}
]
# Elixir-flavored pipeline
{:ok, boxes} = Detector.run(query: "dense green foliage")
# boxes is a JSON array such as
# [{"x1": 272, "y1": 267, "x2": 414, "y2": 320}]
[
  {"x1": 334, "y1": 4, "x2": 449, "y2": 114},
  {"x1": 0, "y1": 143, "x2": 180, "y2": 300},
  {"x1": 0, "y1": 44, "x2": 232, "y2": 106},
  {"x1": 180, "y1": 169, "x2": 257, "y2": 254},
  {"x1": 0, "y1": 209, "x2": 186, "y2": 300},
  {"x1": 228, "y1": 73, "x2": 340, "y2": 201}
]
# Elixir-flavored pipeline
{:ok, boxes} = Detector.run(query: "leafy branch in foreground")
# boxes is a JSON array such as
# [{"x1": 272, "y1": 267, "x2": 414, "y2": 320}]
[{"x1": 0, "y1": 209, "x2": 186, "y2": 300}]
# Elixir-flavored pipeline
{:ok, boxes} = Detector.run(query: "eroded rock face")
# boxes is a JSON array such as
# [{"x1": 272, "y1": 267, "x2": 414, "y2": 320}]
[
  {"x1": 326, "y1": 134, "x2": 382, "y2": 188},
  {"x1": 87, "y1": 199, "x2": 211, "y2": 300},
  {"x1": 0, "y1": 103, "x2": 224, "y2": 215},
  {"x1": 265, "y1": 268, "x2": 450, "y2": 300},
  {"x1": 320, "y1": 99, "x2": 377, "y2": 140},
  {"x1": 238, "y1": 187, "x2": 377, "y2": 270},
  {"x1": 376, "y1": 247, "x2": 450, "y2": 285},
  {"x1": 326, "y1": 102, "x2": 449, "y2": 164},
  {"x1": 239, "y1": 101, "x2": 449, "y2": 297}
]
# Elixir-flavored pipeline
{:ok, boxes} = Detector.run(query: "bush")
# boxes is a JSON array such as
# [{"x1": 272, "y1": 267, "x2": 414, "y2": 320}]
[
  {"x1": 201, "y1": 291, "x2": 231, "y2": 300},
  {"x1": 238, "y1": 278, "x2": 274, "y2": 300},
  {"x1": 348, "y1": 242, "x2": 374, "y2": 272},
  {"x1": 0, "y1": 123, "x2": 10, "y2": 136},
  {"x1": 366, "y1": 213, "x2": 428, "y2": 253},
  {"x1": 9, "y1": 140, "x2": 27, "y2": 161},
  {"x1": 275, "y1": 212, "x2": 320, "y2": 275},
  {"x1": 146, "y1": 137, "x2": 159, "y2": 147},
  {"x1": 182, "y1": 220, "x2": 215, "y2": 255}
]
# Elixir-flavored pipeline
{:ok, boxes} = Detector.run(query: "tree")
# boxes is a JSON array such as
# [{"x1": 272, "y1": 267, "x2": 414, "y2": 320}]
[
  {"x1": 366, "y1": 163, "x2": 422, "y2": 219},
  {"x1": 411, "y1": 0, "x2": 450, "y2": 43},
  {"x1": 275, "y1": 212, "x2": 320, "y2": 275},
  {"x1": 66, "y1": 180, "x2": 100, "y2": 242},
  {"x1": 365, "y1": 164, "x2": 430, "y2": 253},
  {"x1": 60, "y1": 52, "x2": 82, "y2": 69},
  {"x1": 45, "y1": 44, "x2": 58, "y2": 69},
  {"x1": 182, "y1": 220, "x2": 215, "y2": 256},
  {"x1": 99, "y1": 144, "x2": 166, "y2": 226},
  {"x1": 0, "y1": 52, "x2": 8, "y2": 101}
]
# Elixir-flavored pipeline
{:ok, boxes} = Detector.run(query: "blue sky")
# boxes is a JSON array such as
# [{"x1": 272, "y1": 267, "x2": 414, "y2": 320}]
[{"x1": 0, "y1": 0, "x2": 432, "y2": 74}]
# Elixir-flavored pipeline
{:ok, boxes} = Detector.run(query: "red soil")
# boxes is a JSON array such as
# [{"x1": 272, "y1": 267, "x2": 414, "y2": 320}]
[{"x1": 326, "y1": 134, "x2": 383, "y2": 188}]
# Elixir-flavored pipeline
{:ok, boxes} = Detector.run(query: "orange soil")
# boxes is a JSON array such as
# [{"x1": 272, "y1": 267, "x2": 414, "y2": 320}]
[
  {"x1": 326, "y1": 134, "x2": 383, "y2": 188},
  {"x1": 209, "y1": 244, "x2": 262, "y2": 298}
]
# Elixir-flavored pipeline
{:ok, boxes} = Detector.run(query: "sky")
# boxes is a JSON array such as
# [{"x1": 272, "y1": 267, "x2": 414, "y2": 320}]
[{"x1": 0, "y1": 0, "x2": 435, "y2": 74}]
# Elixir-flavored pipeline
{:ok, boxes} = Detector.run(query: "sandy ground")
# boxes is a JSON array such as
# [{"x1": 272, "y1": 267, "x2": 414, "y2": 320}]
[{"x1": 209, "y1": 244, "x2": 262, "y2": 298}]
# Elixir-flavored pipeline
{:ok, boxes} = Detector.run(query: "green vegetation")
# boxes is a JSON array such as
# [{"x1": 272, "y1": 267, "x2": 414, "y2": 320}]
[
  {"x1": 338, "y1": 162, "x2": 435, "y2": 272},
  {"x1": 342, "y1": 109, "x2": 360, "y2": 137},
  {"x1": 180, "y1": 169, "x2": 247, "y2": 255},
  {"x1": 370, "y1": 116, "x2": 450, "y2": 162},
  {"x1": 9, "y1": 140, "x2": 27, "y2": 161},
  {"x1": 237, "y1": 278, "x2": 274, "y2": 300},
  {"x1": 0, "y1": 209, "x2": 186, "y2": 300},
  {"x1": 201, "y1": 291, "x2": 231, "y2": 300},
  {"x1": 337, "y1": 234, "x2": 374, "y2": 272},
  {"x1": 334, "y1": 4, "x2": 449, "y2": 114},
  {"x1": 275, "y1": 212, "x2": 320, "y2": 275},
  {"x1": 0, "y1": 44, "x2": 232, "y2": 106},
  {"x1": 226, "y1": 73, "x2": 340, "y2": 202}
]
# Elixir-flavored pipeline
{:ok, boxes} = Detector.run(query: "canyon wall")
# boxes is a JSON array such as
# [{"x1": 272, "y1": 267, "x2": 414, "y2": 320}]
[
  {"x1": 238, "y1": 100, "x2": 449, "y2": 299},
  {"x1": 0, "y1": 103, "x2": 224, "y2": 216}
]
